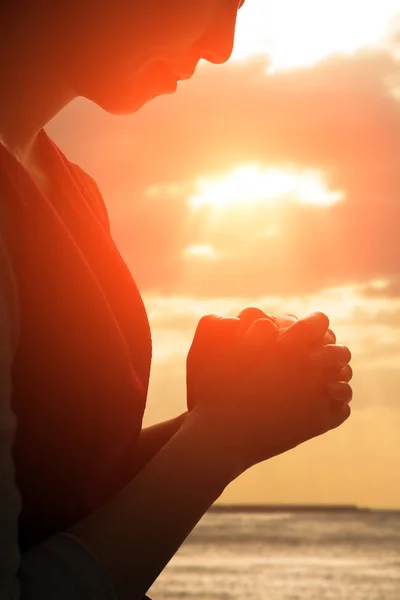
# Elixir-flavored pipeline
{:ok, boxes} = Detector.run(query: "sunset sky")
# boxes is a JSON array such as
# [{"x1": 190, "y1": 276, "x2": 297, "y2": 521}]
[{"x1": 48, "y1": 1, "x2": 400, "y2": 509}]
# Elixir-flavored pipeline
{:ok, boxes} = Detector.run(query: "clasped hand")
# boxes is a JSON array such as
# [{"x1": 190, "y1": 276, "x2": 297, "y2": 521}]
[{"x1": 186, "y1": 308, "x2": 352, "y2": 474}]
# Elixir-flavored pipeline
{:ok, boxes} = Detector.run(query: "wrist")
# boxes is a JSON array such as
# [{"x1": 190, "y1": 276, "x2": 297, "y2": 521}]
[{"x1": 182, "y1": 410, "x2": 246, "y2": 484}]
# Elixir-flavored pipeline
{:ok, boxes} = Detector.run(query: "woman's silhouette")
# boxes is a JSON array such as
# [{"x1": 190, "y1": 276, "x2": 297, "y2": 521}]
[{"x1": 0, "y1": 2, "x2": 352, "y2": 599}]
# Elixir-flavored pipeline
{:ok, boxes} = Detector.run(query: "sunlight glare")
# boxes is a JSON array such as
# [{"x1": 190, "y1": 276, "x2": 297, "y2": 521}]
[
  {"x1": 232, "y1": 0, "x2": 400, "y2": 71},
  {"x1": 183, "y1": 244, "x2": 217, "y2": 259},
  {"x1": 189, "y1": 165, "x2": 344, "y2": 211}
]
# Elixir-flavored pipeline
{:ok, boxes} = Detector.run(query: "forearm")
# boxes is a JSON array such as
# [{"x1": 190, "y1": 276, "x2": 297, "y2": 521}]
[
  {"x1": 131, "y1": 411, "x2": 188, "y2": 475},
  {"x1": 68, "y1": 414, "x2": 240, "y2": 600}
]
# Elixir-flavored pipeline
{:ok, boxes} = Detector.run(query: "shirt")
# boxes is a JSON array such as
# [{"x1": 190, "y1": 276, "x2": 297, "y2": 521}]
[{"x1": 0, "y1": 129, "x2": 153, "y2": 598}]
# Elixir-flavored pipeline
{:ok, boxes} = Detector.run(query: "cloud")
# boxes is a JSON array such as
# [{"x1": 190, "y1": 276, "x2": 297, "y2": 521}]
[
  {"x1": 48, "y1": 49, "x2": 400, "y2": 297},
  {"x1": 361, "y1": 277, "x2": 400, "y2": 298},
  {"x1": 46, "y1": 47, "x2": 400, "y2": 509}
]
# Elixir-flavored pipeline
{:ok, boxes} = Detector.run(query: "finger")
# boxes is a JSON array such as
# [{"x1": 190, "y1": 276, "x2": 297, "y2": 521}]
[
  {"x1": 188, "y1": 314, "x2": 219, "y2": 365},
  {"x1": 237, "y1": 307, "x2": 269, "y2": 320},
  {"x1": 279, "y1": 312, "x2": 330, "y2": 350},
  {"x1": 309, "y1": 345, "x2": 352, "y2": 369},
  {"x1": 191, "y1": 314, "x2": 221, "y2": 341},
  {"x1": 239, "y1": 318, "x2": 279, "y2": 371},
  {"x1": 339, "y1": 364, "x2": 353, "y2": 383},
  {"x1": 276, "y1": 314, "x2": 298, "y2": 332},
  {"x1": 323, "y1": 363, "x2": 353, "y2": 383},
  {"x1": 324, "y1": 328, "x2": 336, "y2": 344},
  {"x1": 187, "y1": 315, "x2": 240, "y2": 411},
  {"x1": 212, "y1": 316, "x2": 241, "y2": 346},
  {"x1": 192, "y1": 316, "x2": 241, "y2": 365},
  {"x1": 327, "y1": 381, "x2": 353, "y2": 404},
  {"x1": 237, "y1": 307, "x2": 277, "y2": 334},
  {"x1": 310, "y1": 327, "x2": 335, "y2": 350},
  {"x1": 187, "y1": 315, "x2": 220, "y2": 410},
  {"x1": 328, "y1": 402, "x2": 352, "y2": 430},
  {"x1": 242, "y1": 317, "x2": 279, "y2": 344},
  {"x1": 191, "y1": 314, "x2": 239, "y2": 351},
  {"x1": 284, "y1": 313, "x2": 298, "y2": 320}
]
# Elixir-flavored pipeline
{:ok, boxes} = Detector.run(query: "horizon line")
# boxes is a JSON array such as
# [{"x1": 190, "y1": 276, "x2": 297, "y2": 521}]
[{"x1": 210, "y1": 503, "x2": 400, "y2": 512}]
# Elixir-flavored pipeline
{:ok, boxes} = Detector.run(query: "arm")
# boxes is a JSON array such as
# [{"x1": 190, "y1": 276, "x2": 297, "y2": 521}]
[
  {"x1": 131, "y1": 412, "x2": 188, "y2": 475},
  {"x1": 69, "y1": 313, "x2": 350, "y2": 600},
  {"x1": 68, "y1": 414, "x2": 239, "y2": 600},
  {"x1": 68, "y1": 313, "x2": 352, "y2": 600}
]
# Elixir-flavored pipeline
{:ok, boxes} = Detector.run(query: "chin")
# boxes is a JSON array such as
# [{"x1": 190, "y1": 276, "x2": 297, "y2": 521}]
[
  {"x1": 93, "y1": 93, "x2": 151, "y2": 116},
  {"x1": 85, "y1": 72, "x2": 178, "y2": 116}
]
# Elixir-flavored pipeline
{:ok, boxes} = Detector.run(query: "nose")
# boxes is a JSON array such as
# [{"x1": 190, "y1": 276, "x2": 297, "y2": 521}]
[{"x1": 193, "y1": 6, "x2": 239, "y2": 65}]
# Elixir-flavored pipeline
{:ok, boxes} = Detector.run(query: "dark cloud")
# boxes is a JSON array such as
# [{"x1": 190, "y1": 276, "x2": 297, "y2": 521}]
[{"x1": 48, "y1": 50, "x2": 400, "y2": 297}]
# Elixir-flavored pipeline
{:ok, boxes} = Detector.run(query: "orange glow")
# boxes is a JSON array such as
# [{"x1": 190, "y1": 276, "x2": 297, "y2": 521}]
[{"x1": 47, "y1": 1, "x2": 400, "y2": 511}]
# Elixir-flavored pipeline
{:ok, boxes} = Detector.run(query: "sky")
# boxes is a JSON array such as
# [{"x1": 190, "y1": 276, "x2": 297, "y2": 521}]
[{"x1": 47, "y1": 1, "x2": 400, "y2": 509}]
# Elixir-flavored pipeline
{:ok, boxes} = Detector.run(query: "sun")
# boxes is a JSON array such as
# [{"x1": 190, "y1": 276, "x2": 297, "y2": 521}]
[{"x1": 189, "y1": 165, "x2": 344, "y2": 211}]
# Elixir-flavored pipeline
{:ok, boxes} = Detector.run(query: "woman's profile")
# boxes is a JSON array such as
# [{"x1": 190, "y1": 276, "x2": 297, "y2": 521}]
[{"x1": 0, "y1": 2, "x2": 353, "y2": 599}]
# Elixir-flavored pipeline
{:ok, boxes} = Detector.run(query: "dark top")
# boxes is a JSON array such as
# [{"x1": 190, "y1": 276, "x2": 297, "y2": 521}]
[{"x1": 0, "y1": 129, "x2": 152, "y2": 551}]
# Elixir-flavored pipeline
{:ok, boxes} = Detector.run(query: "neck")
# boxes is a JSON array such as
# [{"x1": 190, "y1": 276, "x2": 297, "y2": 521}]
[{"x1": 0, "y1": 11, "x2": 75, "y2": 168}]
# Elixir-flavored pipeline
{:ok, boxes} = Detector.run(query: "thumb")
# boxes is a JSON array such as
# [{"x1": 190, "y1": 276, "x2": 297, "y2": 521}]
[
  {"x1": 187, "y1": 315, "x2": 240, "y2": 411},
  {"x1": 237, "y1": 307, "x2": 277, "y2": 336},
  {"x1": 279, "y1": 311, "x2": 329, "y2": 350},
  {"x1": 188, "y1": 315, "x2": 239, "y2": 360},
  {"x1": 239, "y1": 318, "x2": 279, "y2": 373}
]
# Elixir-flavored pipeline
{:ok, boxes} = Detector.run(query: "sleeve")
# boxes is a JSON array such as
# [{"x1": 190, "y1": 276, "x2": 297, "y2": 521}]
[{"x1": 0, "y1": 206, "x2": 118, "y2": 599}]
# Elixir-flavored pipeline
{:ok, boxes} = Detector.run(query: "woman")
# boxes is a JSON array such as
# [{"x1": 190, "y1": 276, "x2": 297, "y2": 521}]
[{"x1": 0, "y1": 2, "x2": 353, "y2": 599}]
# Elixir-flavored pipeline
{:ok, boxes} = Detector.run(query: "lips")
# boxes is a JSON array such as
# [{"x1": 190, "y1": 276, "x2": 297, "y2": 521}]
[
  {"x1": 173, "y1": 69, "x2": 196, "y2": 80},
  {"x1": 144, "y1": 60, "x2": 198, "y2": 92},
  {"x1": 165, "y1": 61, "x2": 198, "y2": 81}
]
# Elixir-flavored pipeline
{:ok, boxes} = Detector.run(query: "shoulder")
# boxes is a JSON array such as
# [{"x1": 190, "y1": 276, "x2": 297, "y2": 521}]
[
  {"x1": 68, "y1": 162, "x2": 111, "y2": 234},
  {"x1": 41, "y1": 130, "x2": 112, "y2": 234}
]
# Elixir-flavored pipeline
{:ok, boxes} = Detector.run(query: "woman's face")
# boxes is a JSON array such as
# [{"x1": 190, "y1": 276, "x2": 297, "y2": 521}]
[{"x1": 66, "y1": 0, "x2": 245, "y2": 114}]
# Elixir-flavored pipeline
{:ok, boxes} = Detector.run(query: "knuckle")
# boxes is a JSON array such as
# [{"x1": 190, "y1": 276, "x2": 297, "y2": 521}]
[
  {"x1": 344, "y1": 346, "x2": 352, "y2": 362},
  {"x1": 238, "y1": 307, "x2": 266, "y2": 319},
  {"x1": 193, "y1": 314, "x2": 220, "y2": 342},
  {"x1": 256, "y1": 317, "x2": 278, "y2": 330},
  {"x1": 339, "y1": 364, "x2": 353, "y2": 382},
  {"x1": 344, "y1": 385, "x2": 353, "y2": 402},
  {"x1": 198, "y1": 314, "x2": 214, "y2": 326},
  {"x1": 328, "y1": 381, "x2": 352, "y2": 401},
  {"x1": 314, "y1": 311, "x2": 330, "y2": 327},
  {"x1": 327, "y1": 328, "x2": 336, "y2": 342},
  {"x1": 340, "y1": 404, "x2": 352, "y2": 422},
  {"x1": 326, "y1": 344, "x2": 351, "y2": 363}
]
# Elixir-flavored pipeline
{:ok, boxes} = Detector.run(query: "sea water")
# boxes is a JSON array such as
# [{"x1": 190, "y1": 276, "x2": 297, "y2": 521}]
[{"x1": 148, "y1": 509, "x2": 400, "y2": 599}]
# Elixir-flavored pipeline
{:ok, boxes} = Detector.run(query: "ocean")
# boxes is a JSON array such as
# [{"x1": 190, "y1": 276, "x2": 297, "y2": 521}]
[{"x1": 148, "y1": 508, "x2": 400, "y2": 600}]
